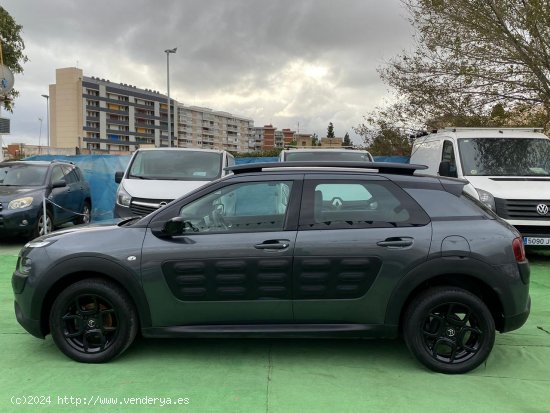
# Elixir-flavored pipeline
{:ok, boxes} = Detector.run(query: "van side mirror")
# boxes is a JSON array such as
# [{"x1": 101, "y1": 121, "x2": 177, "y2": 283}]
[{"x1": 115, "y1": 171, "x2": 124, "y2": 183}]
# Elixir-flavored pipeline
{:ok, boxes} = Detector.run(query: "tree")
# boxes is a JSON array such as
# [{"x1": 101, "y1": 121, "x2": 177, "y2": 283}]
[
  {"x1": 311, "y1": 133, "x2": 320, "y2": 146},
  {"x1": 327, "y1": 122, "x2": 335, "y2": 138},
  {"x1": 380, "y1": 0, "x2": 550, "y2": 129},
  {"x1": 342, "y1": 132, "x2": 352, "y2": 147},
  {"x1": 354, "y1": 108, "x2": 413, "y2": 156},
  {"x1": 0, "y1": 6, "x2": 28, "y2": 111}
]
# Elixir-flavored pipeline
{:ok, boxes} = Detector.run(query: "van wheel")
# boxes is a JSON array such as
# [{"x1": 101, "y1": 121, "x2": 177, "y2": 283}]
[
  {"x1": 403, "y1": 287, "x2": 495, "y2": 374},
  {"x1": 49, "y1": 279, "x2": 138, "y2": 363}
]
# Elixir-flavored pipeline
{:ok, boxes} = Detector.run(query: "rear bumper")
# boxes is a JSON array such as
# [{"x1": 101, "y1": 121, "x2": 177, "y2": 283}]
[{"x1": 501, "y1": 295, "x2": 531, "y2": 333}]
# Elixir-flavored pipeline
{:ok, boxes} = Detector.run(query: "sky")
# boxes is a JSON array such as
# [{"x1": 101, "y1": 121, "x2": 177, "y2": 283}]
[{"x1": 1, "y1": 0, "x2": 414, "y2": 147}]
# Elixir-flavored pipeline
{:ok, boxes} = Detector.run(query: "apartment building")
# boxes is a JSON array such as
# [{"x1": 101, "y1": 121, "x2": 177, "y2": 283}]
[
  {"x1": 49, "y1": 67, "x2": 254, "y2": 153},
  {"x1": 176, "y1": 105, "x2": 253, "y2": 151}
]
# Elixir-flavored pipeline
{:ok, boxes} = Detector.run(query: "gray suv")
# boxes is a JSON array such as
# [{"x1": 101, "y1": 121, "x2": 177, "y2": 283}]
[{"x1": 12, "y1": 162, "x2": 530, "y2": 373}]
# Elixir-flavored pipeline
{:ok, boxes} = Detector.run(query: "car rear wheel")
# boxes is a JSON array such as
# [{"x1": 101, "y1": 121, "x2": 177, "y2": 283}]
[
  {"x1": 49, "y1": 279, "x2": 138, "y2": 363},
  {"x1": 76, "y1": 200, "x2": 91, "y2": 225},
  {"x1": 403, "y1": 287, "x2": 495, "y2": 374}
]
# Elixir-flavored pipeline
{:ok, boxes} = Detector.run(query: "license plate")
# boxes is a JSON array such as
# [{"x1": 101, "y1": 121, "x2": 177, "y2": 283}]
[{"x1": 523, "y1": 237, "x2": 550, "y2": 246}]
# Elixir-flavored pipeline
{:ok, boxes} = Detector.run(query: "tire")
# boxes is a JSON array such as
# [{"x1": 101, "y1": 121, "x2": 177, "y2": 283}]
[
  {"x1": 403, "y1": 287, "x2": 495, "y2": 374},
  {"x1": 49, "y1": 278, "x2": 138, "y2": 363},
  {"x1": 34, "y1": 209, "x2": 53, "y2": 238},
  {"x1": 76, "y1": 200, "x2": 91, "y2": 225}
]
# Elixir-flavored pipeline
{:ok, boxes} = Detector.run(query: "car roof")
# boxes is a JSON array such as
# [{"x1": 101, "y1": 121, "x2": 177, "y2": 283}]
[
  {"x1": 0, "y1": 160, "x2": 74, "y2": 167},
  {"x1": 135, "y1": 148, "x2": 227, "y2": 154},
  {"x1": 281, "y1": 148, "x2": 371, "y2": 153}
]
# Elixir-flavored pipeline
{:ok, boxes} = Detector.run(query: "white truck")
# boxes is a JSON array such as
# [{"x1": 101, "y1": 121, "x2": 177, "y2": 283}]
[{"x1": 410, "y1": 127, "x2": 550, "y2": 247}]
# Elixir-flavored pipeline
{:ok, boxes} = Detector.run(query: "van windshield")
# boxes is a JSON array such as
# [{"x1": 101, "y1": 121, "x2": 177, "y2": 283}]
[
  {"x1": 128, "y1": 150, "x2": 222, "y2": 181},
  {"x1": 458, "y1": 138, "x2": 550, "y2": 176}
]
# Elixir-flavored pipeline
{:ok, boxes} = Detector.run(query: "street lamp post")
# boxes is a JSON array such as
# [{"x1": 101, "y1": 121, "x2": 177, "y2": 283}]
[
  {"x1": 41, "y1": 94, "x2": 49, "y2": 149},
  {"x1": 164, "y1": 48, "x2": 177, "y2": 148}
]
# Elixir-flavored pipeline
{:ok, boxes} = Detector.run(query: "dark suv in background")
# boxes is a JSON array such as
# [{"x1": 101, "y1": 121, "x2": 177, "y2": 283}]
[
  {"x1": 12, "y1": 162, "x2": 530, "y2": 373},
  {"x1": 0, "y1": 160, "x2": 92, "y2": 239}
]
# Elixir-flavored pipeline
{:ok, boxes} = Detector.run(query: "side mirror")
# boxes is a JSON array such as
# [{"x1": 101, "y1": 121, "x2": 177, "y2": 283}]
[
  {"x1": 151, "y1": 216, "x2": 188, "y2": 238},
  {"x1": 51, "y1": 180, "x2": 67, "y2": 189},
  {"x1": 115, "y1": 171, "x2": 124, "y2": 184}
]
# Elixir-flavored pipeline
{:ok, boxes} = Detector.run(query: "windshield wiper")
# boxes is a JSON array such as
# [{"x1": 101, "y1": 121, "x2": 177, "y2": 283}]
[{"x1": 128, "y1": 175, "x2": 153, "y2": 180}]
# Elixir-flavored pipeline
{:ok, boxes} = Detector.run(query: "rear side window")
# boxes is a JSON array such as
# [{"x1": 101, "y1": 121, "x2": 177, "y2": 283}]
[
  {"x1": 405, "y1": 188, "x2": 494, "y2": 219},
  {"x1": 300, "y1": 179, "x2": 430, "y2": 229}
]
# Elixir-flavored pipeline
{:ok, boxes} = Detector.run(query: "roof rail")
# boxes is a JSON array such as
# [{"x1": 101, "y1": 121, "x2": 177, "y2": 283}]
[
  {"x1": 227, "y1": 161, "x2": 427, "y2": 176},
  {"x1": 440, "y1": 127, "x2": 544, "y2": 133}
]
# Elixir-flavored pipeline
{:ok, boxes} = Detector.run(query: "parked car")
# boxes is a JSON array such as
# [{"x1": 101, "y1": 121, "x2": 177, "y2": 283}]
[
  {"x1": 114, "y1": 148, "x2": 235, "y2": 218},
  {"x1": 0, "y1": 160, "x2": 91, "y2": 238},
  {"x1": 410, "y1": 127, "x2": 550, "y2": 247},
  {"x1": 279, "y1": 148, "x2": 374, "y2": 162},
  {"x1": 12, "y1": 161, "x2": 530, "y2": 373}
]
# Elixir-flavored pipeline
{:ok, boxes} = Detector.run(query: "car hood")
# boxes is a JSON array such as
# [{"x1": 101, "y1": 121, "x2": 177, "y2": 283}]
[
  {"x1": 122, "y1": 179, "x2": 210, "y2": 200},
  {"x1": 0, "y1": 185, "x2": 44, "y2": 199},
  {"x1": 467, "y1": 176, "x2": 550, "y2": 199}
]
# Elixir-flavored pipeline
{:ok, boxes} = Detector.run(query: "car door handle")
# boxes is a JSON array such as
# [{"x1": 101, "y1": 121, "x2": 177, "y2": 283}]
[
  {"x1": 254, "y1": 240, "x2": 290, "y2": 250},
  {"x1": 376, "y1": 237, "x2": 413, "y2": 248}
]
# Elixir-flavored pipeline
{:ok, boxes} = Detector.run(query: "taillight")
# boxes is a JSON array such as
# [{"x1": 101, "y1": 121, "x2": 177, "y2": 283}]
[{"x1": 512, "y1": 237, "x2": 526, "y2": 262}]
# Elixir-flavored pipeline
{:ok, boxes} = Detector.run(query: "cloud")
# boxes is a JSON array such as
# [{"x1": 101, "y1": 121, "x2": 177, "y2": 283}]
[{"x1": 1, "y1": 0, "x2": 413, "y2": 146}]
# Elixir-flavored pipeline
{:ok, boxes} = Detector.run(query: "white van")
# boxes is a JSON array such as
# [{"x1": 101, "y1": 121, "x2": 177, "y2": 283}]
[
  {"x1": 279, "y1": 148, "x2": 374, "y2": 162},
  {"x1": 114, "y1": 148, "x2": 235, "y2": 218},
  {"x1": 410, "y1": 127, "x2": 550, "y2": 246}
]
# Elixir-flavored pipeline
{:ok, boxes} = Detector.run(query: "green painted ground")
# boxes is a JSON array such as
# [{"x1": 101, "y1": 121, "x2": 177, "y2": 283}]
[{"x1": 1, "y1": 243, "x2": 549, "y2": 413}]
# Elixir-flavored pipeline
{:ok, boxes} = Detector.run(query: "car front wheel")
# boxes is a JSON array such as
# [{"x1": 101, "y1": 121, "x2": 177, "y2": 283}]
[
  {"x1": 403, "y1": 287, "x2": 495, "y2": 374},
  {"x1": 49, "y1": 279, "x2": 138, "y2": 363}
]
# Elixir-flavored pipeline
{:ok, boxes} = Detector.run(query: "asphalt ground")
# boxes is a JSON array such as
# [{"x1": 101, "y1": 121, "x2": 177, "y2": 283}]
[{"x1": 1, "y1": 241, "x2": 549, "y2": 413}]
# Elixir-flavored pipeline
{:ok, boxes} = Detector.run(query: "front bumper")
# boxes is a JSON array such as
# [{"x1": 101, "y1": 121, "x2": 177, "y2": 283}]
[
  {"x1": 14, "y1": 300, "x2": 44, "y2": 339},
  {"x1": 0, "y1": 207, "x2": 39, "y2": 237}
]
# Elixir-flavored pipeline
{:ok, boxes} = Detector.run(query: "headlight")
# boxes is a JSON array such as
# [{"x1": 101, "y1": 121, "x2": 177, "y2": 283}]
[
  {"x1": 8, "y1": 197, "x2": 33, "y2": 210},
  {"x1": 476, "y1": 188, "x2": 496, "y2": 211},
  {"x1": 24, "y1": 240, "x2": 56, "y2": 248},
  {"x1": 116, "y1": 185, "x2": 131, "y2": 207},
  {"x1": 17, "y1": 256, "x2": 32, "y2": 275}
]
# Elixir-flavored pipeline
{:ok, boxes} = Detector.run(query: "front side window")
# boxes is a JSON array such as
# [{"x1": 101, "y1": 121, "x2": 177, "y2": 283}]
[
  {"x1": 50, "y1": 166, "x2": 65, "y2": 183},
  {"x1": 300, "y1": 180, "x2": 429, "y2": 229},
  {"x1": 441, "y1": 140, "x2": 458, "y2": 177},
  {"x1": 128, "y1": 150, "x2": 223, "y2": 181},
  {"x1": 177, "y1": 181, "x2": 293, "y2": 233}
]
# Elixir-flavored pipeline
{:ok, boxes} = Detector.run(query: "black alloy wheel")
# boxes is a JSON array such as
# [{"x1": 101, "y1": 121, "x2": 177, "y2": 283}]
[
  {"x1": 403, "y1": 287, "x2": 495, "y2": 374},
  {"x1": 49, "y1": 279, "x2": 138, "y2": 363}
]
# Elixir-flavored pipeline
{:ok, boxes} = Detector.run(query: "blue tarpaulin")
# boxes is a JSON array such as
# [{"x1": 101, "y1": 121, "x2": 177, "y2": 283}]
[{"x1": 24, "y1": 154, "x2": 411, "y2": 221}]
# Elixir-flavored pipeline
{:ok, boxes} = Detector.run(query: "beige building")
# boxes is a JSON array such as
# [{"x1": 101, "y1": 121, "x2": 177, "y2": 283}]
[{"x1": 49, "y1": 67, "x2": 254, "y2": 153}]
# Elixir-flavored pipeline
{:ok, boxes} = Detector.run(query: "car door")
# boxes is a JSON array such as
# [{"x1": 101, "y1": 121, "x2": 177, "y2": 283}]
[
  {"x1": 141, "y1": 175, "x2": 302, "y2": 327},
  {"x1": 61, "y1": 165, "x2": 85, "y2": 219},
  {"x1": 48, "y1": 165, "x2": 72, "y2": 224},
  {"x1": 292, "y1": 174, "x2": 432, "y2": 325}
]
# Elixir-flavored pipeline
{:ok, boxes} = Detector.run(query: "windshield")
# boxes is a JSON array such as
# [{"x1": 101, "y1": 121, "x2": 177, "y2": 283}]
[
  {"x1": 284, "y1": 151, "x2": 372, "y2": 162},
  {"x1": 458, "y1": 138, "x2": 550, "y2": 176},
  {"x1": 128, "y1": 150, "x2": 223, "y2": 181},
  {"x1": 0, "y1": 164, "x2": 48, "y2": 186}
]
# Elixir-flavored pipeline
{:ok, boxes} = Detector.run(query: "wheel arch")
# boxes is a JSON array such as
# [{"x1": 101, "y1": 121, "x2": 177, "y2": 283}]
[
  {"x1": 385, "y1": 258, "x2": 505, "y2": 333},
  {"x1": 36, "y1": 257, "x2": 152, "y2": 337}
]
